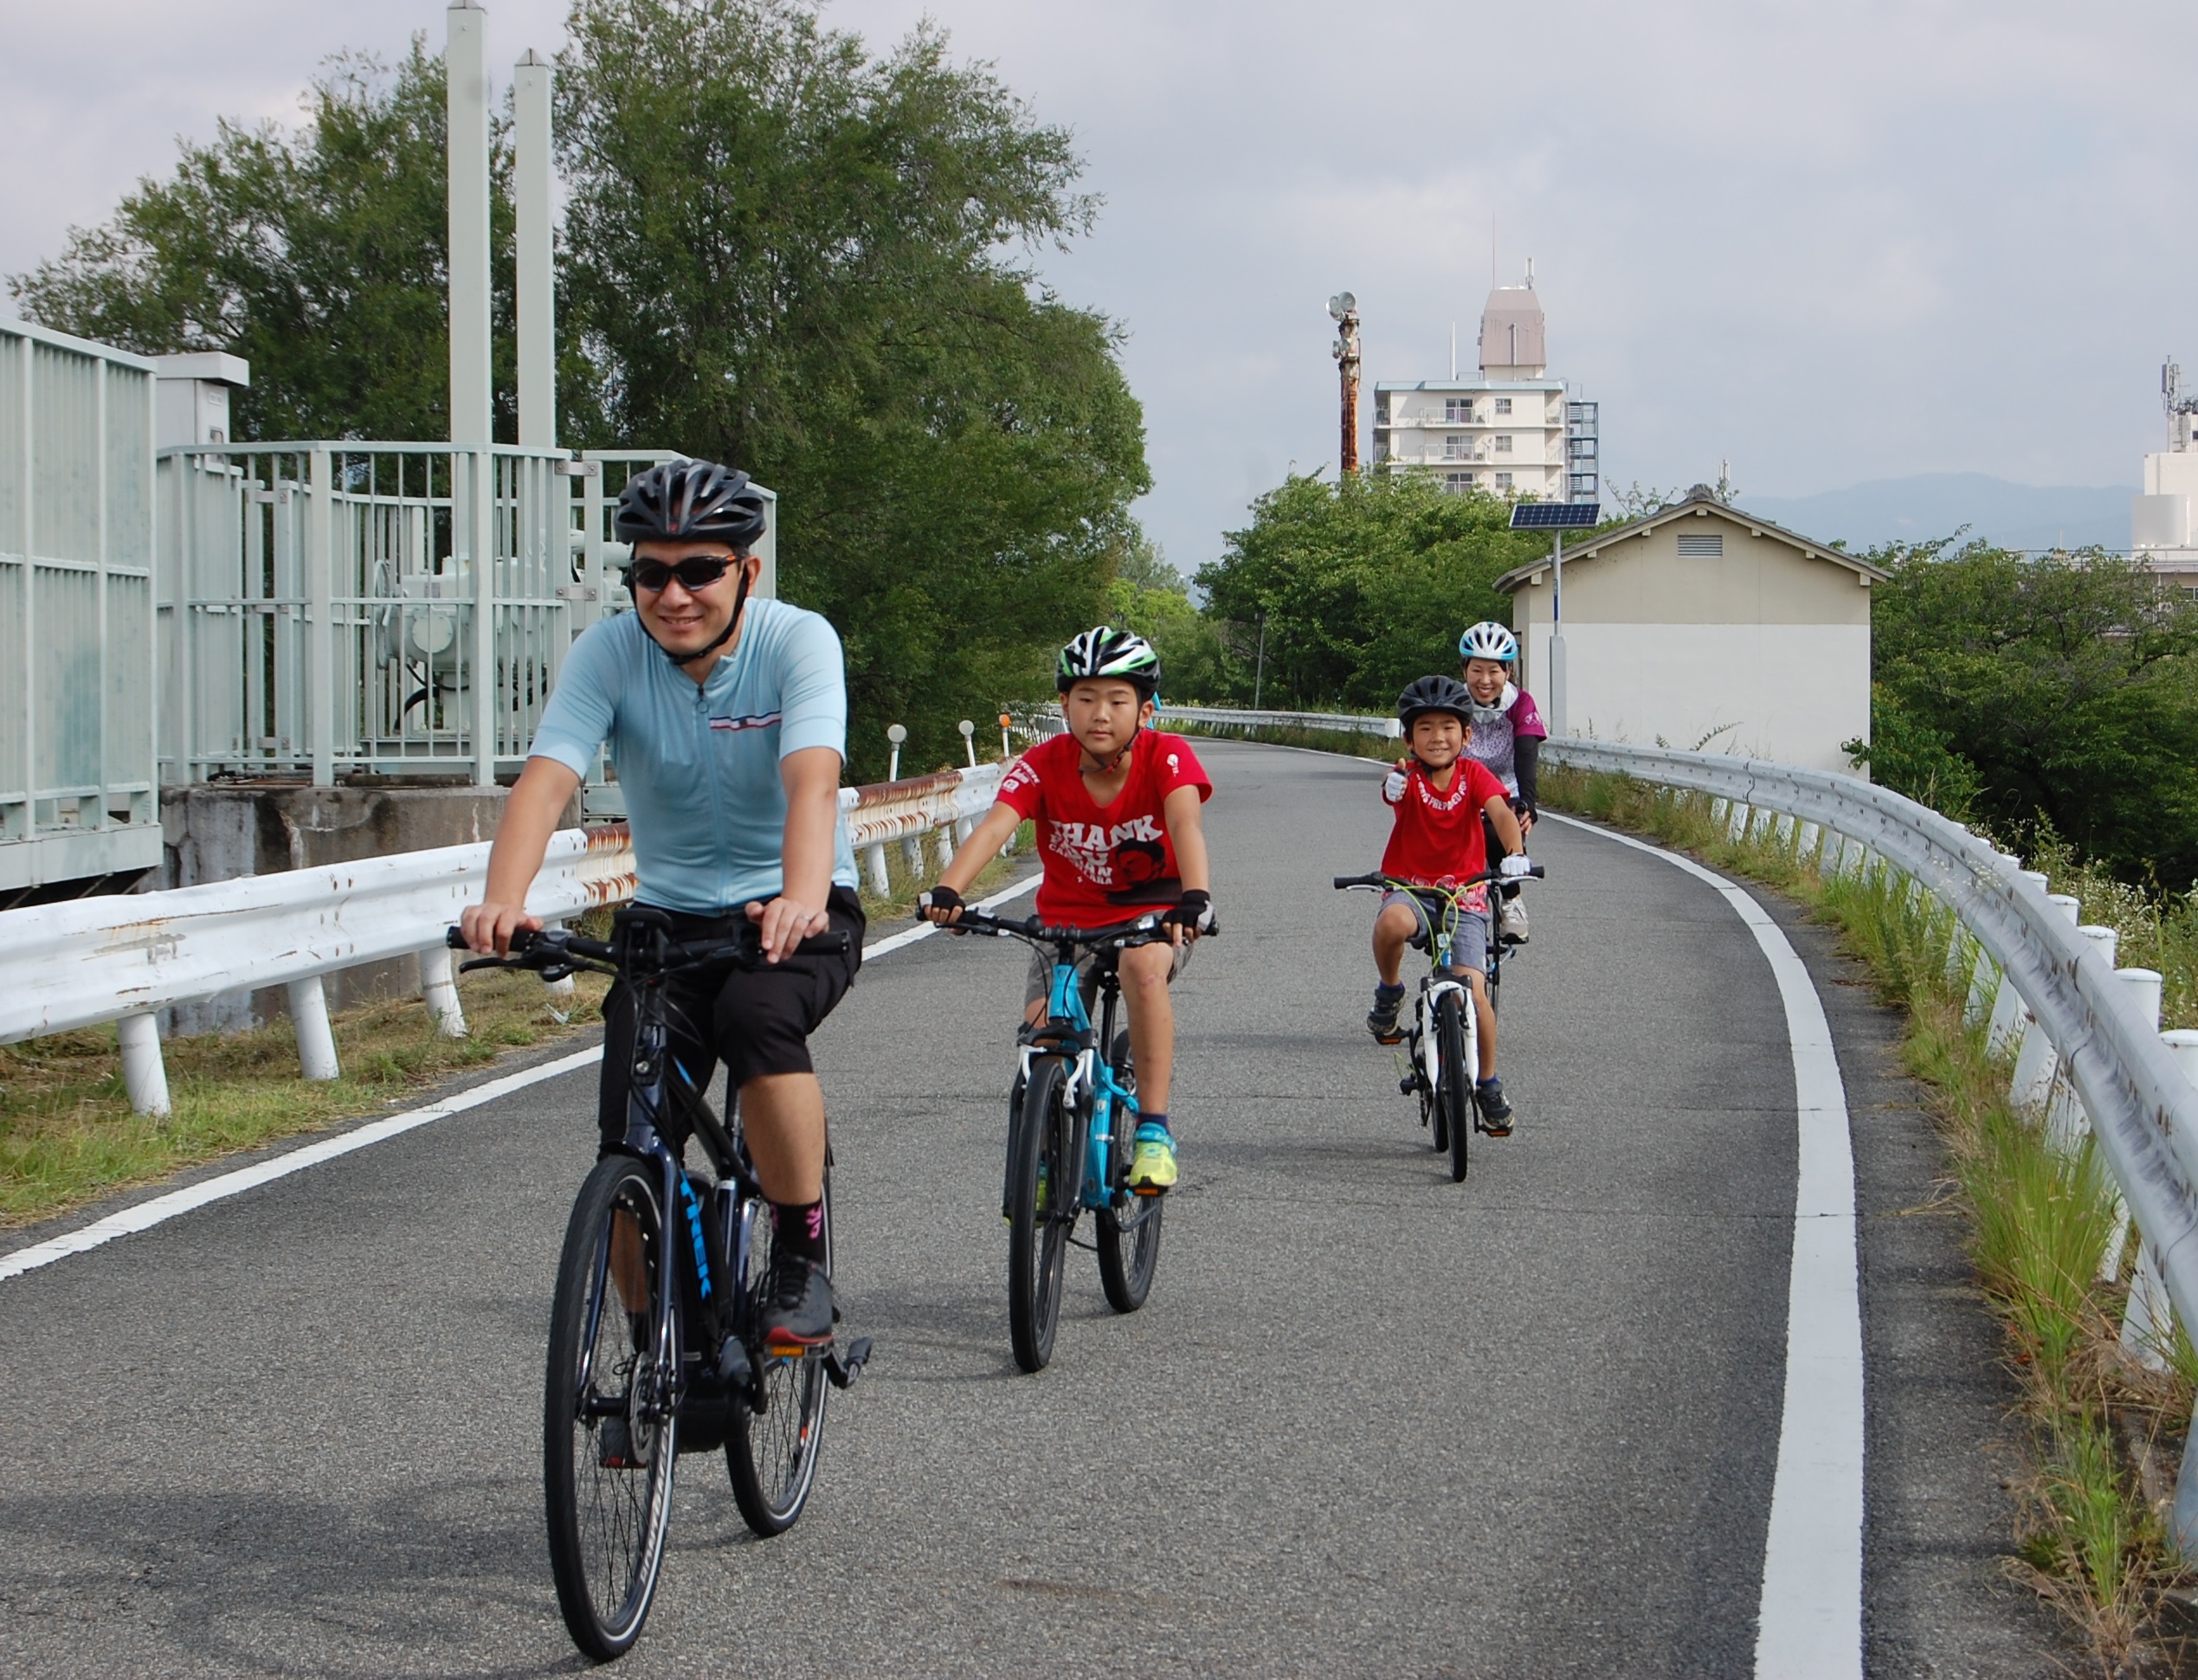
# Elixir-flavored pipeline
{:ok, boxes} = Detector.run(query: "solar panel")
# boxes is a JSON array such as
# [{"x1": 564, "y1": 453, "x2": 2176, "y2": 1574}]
[{"x1": 1508, "y1": 501, "x2": 1602, "y2": 531}]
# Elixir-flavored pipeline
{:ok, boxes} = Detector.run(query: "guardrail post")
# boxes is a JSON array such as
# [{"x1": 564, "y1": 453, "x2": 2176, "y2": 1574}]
[
  {"x1": 418, "y1": 946, "x2": 468, "y2": 1039},
  {"x1": 934, "y1": 823, "x2": 956, "y2": 872},
  {"x1": 864, "y1": 841, "x2": 890, "y2": 898},
  {"x1": 900, "y1": 834, "x2": 922, "y2": 876},
  {"x1": 2118, "y1": 982, "x2": 2177, "y2": 1366},
  {"x1": 1795, "y1": 820, "x2": 1820, "y2": 866},
  {"x1": 117, "y1": 1012, "x2": 171, "y2": 1118},
  {"x1": 287, "y1": 976, "x2": 341, "y2": 1082},
  {"x1": 2011, "y1": 895, "x2": 2082, "y2": 1110}
]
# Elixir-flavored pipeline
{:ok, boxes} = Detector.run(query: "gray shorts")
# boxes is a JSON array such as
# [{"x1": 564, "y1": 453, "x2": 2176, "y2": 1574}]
[
  {"x1": 1381, "y1": 888, "x2": 1489, "y2": 976},
  {"x1": 1025, "y1": 936, "x2": 1192, "y2": 1011}
]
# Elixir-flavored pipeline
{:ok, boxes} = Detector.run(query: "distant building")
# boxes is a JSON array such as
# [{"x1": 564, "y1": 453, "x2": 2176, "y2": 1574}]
[
  {"x1": 1371, "y1": 269, "x2": 1597, "y2": 502},
  {"x1": 1494, "y1": 486, "x2": 1884, "y2": 773},
  {"x1": 2131, "y1": 363, "x2": 2198, "y2": 596}
]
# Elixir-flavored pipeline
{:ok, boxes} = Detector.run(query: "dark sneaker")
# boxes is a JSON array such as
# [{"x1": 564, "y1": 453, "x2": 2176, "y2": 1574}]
[
  {"x1": 1367, "y1": 985, "x2": 1406, "y2": 1044},
  {"x1": 1476, "y1": 1077, "x2": 1513, "y2": 1136},
  {"x1": 760, "y1": 1252, "x2": 835, "y2": 1354}
]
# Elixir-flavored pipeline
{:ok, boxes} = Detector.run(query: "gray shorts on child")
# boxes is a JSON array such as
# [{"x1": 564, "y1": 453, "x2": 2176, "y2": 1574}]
[{"x1": 1382, "y1": 889, "x2": 1489, "y2": 976}]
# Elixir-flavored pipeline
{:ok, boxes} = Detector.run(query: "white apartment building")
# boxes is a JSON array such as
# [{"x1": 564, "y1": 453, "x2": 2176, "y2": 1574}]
[
  {"x1": 1371, "y1": 274, "x2": 1589, "y2": 499},
  {"x1": 2131, "y1": 366, "x2": 2198, "y2": 595}
]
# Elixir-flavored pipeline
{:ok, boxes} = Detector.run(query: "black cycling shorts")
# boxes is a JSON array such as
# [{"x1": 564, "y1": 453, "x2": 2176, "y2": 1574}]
[{"x1": 596, "y1": 885, "x2": 865, "y2": 1154}]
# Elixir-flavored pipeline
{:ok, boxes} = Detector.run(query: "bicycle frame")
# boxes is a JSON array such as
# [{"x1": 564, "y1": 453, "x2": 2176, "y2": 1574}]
[{"x1": 1021, "y1": 950, "x2": 1144, "y2": 1219}]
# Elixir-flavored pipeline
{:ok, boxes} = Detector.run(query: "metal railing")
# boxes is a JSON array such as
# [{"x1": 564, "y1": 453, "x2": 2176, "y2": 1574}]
[
  {"x1": 2, "y1": 319, "x2": 163, "y2": 897},
  {"x1": 1537, "y1": 737, "x2": 2198, "y2": 1552},
  {"x1": 1160, "y1": 705, "x2": 1401, "y2": 741},
  {"x1": 840, "y1": 763, "x2": 1007, "y2": 895}
]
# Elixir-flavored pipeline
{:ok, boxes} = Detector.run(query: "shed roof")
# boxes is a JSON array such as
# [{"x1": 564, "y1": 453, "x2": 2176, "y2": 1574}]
[{"x1": 1492, "y1": 485, "x2": 1889, "y2": 593}]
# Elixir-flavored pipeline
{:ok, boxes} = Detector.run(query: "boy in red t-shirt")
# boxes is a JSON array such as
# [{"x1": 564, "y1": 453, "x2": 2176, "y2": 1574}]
[
  {"x1": 1370, "y1": 675, "x2": 1530, "y2": 1126},
  {"x1": 920, "y1": 628, "x2": 1214, "y2": 1193}
]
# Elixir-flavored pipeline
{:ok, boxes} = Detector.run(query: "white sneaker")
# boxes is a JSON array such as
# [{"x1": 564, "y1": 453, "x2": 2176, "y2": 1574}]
[{"x1": 1499, "y1": 895, "x2": 1530, "y2": 945}]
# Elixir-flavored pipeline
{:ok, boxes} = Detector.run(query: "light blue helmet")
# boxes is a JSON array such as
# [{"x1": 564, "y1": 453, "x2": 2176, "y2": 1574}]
[{"x1": 1459, "y1": 621, "x2": 1518, "y2": 663}]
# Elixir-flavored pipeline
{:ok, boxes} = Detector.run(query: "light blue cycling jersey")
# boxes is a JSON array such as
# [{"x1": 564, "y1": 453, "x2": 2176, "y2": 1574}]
[{"x1": 530, "y1": 600, "x2": 860, "y2": 915}]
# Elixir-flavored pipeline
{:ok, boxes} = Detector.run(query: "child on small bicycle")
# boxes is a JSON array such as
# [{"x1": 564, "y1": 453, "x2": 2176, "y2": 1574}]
[
  {"x1": 1369, "y1": 674, "x2": 1531, "y2": 1125},
  {"x1": 1457, "y1": 621, "x2": 1545, "y2": 946},
  {"x1": 919, "y1": 628, "x2": 1214, "y2": 1194}
]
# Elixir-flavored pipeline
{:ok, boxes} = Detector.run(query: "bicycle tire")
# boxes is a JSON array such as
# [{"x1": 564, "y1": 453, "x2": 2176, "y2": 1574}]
[
  {"x1": 727, "y1": 1174, "x2": 832, "y2": 1535},
  {"x1": 1097, "y1": 1030, "x2": 1163, "y2": 1313},
  {"x1": 1008, "y1": 1056, "x2": 1073, "y2": 1371},
  {"x1": 1436, "y1": 990, "x2": 1473, "y2": 1182},
  {"x1": 1420, "y1": 1002, "x2": 1447, "y2": 1154},
  {"x1": 544, "y1": 1155, "x2": 679, "y2": 1660}
]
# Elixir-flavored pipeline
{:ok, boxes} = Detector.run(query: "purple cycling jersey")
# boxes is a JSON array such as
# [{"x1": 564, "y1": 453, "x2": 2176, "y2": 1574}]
[{"x1": 1465, "y1": 684, "x2": 1546, "y2": 798}]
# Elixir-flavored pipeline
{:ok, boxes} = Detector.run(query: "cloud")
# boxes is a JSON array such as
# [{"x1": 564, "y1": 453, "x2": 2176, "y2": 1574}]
[{"x1": 5, "y1": 0, "x2": 2192, "y2": 569}]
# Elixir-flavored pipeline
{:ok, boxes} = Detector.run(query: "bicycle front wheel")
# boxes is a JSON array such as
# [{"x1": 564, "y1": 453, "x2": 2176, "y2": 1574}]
[
  {"x1": 544, "y1": 1155, "x2": 679, "y2": 1660},
  {"x1": 727, "y1": 1175, "x2": 832, "y2": 1535},
  {"x1": 1008, "y1": 1057, "x2": 1073, "y2": 1371},
  {"x1": 1097, "y1": 1030, "x2": 1163, "y2": 1313},
  {"x1": 1436, "y1": 991, "x2": 1473, "y2": 1183}
]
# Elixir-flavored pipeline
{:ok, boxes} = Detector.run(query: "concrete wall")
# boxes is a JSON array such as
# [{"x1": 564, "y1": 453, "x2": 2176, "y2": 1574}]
[{"x1": 159, "y1": 781, "x2": 580, "y2": 1033}]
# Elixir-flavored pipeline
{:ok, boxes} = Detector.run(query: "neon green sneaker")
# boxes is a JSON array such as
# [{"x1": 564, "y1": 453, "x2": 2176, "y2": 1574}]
[{"x1": 1128, "y1": 1123, "x2": 1177, "y2": 1195}]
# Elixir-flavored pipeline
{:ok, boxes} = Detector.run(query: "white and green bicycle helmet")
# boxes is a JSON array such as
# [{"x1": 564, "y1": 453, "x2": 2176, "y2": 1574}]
[{"x1": 1056, "y1": 627, "x2": 1162, "y2": 698}]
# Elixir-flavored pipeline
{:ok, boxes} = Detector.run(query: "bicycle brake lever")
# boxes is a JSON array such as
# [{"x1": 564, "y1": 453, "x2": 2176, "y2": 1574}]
[{"x1": 456, "y1": 956, "x2": 507, "y2": 975}]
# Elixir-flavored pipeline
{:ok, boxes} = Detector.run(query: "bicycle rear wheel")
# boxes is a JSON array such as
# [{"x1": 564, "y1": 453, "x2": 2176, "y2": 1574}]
[
  {"x1": 1097, "y1": 1031, "x2": 1163, "y2": 1313},
  {"x1": 544, "y1": 1155, "x2": 679, "y2": 1660},
  {"x1": 1008, "y1": 1057, "x2": 1073, "y2": 1371},
  {"x1": 1436, "y1": 990, "x2": 1473, "y2": 1183},
  {"x1": 727, "y1": 1174, "x2": 832, "y2": 1535}
]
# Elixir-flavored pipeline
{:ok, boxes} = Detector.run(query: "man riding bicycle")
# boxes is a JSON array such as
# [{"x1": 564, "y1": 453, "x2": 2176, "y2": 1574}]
[{"x1": 459, "y1": 457, "x2": 862, "y2": 1355}]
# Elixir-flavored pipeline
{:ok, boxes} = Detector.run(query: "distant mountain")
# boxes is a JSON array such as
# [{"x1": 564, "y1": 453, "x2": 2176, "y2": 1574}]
[{"x1": 1735, "y1": 473, "x2": 2136, "y2": 554}]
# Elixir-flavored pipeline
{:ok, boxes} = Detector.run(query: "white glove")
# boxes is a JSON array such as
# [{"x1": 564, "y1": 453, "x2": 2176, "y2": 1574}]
[
  {"x1": 1499, "y1": 853, "x2": 1532, "y2": 879},
  {"x1": 1383, "y1": 769, "x2": 1408, "y2": 803}
]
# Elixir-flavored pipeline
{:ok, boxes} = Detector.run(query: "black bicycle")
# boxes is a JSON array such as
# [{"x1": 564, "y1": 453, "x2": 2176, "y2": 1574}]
[
  {"x1": 1333, "y1": 865, "x2": 1543, "y2": 1181},
  {"x1": 935, "y1": 909, "x2": 1203, "y2": 1371},
  {"x1": 448, "y1": 910, "x2": 871, "y2": 1660}
]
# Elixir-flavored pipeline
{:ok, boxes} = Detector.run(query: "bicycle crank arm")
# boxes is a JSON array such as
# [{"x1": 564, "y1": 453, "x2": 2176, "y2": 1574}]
[{"x1": 824, "y1": 1336, "x2": 873, "y2": 1390}]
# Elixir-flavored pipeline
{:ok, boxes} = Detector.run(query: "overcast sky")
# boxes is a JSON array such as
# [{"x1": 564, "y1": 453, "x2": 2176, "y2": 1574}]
[{"x1": 5, "y1": 0, "x2": 2192, "y2": 573}]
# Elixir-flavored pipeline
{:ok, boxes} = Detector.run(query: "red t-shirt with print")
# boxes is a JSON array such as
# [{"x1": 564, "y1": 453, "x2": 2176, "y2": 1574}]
[
  {"x1": 1380, "y1": 756, "x2": 1510, "y2": 886},
  {"x1": 996, "y1": 729, "x2": 1213, "y2": 927}
]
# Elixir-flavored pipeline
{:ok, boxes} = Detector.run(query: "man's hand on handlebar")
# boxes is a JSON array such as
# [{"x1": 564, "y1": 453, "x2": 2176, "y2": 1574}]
[
  {"x1": 746, "y1": 894, "x2": 831, "y2": 963},
  {"x1": 461, "y1": 899, "x2": 541, "y2": 957},
  {"x1": 918, "y1": 884, "x2": 964, "y2": 926}
]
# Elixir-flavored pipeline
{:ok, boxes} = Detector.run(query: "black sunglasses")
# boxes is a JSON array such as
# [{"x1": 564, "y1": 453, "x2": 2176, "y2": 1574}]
[{"x1": 625, "y1": 554, "x2": 738, "y2": 593}]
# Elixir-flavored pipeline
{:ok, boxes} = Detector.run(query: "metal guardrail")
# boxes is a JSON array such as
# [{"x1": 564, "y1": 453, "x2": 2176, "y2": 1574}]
[
  {"x1": 1160, "y1": 705, "x2": 1402, "y2": 741},
  {"x1": 1538, "y1": 737, "x2": 2198, "y2": 1552},
  {"x1": 839, "y1": 763, "x2": 1007, "y2": 895}
]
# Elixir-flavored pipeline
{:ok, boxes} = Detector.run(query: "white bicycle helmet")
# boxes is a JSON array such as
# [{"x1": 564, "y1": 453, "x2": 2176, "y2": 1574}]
[{"x1": 1458, "y1": 621, "x2": 1518, "y2": 664}]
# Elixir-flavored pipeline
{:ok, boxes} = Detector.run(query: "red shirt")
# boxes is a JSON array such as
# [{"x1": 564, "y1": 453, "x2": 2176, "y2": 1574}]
[
  {"x1": 1380, "y1": 756, "x2": 1510, "y2": 886},
  {"x1": 996, "y1": 729, "x2": 1213, "y2": 926}
]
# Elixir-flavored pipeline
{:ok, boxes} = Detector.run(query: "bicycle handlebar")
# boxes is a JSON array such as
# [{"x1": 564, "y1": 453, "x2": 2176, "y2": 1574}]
[
  {"x1": 444, "y1": 920, "x2": 852, "y2": 977},
  {"x1": 1331, "y1": 863, "x2": 1545, "y2": 892},
  {"x1": 932, "y1": 907, "x2": 1215, "y2": 949}
]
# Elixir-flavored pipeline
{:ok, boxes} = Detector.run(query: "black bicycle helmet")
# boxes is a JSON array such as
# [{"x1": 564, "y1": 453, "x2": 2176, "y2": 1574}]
[
  {"x1": 1397, "y1": 673, "x2": 1473, "y2": 727},
  {"x1": 614, "y1": 458, "x2": 768, "y2": 551}
]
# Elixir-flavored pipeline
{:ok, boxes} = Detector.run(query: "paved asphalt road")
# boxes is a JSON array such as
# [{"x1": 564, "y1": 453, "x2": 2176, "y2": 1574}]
[{"x1": 0, "y1": 740, "x2": 2073, "y2": 1677}]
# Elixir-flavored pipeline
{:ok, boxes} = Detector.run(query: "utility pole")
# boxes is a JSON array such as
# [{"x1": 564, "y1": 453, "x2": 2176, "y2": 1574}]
[
  {"x1": 1253, "y1": 609, "x2": 1268, "y2": 710},
  {"x1": 1329, "y1": 293, "x2": 1361, "y2": 474}
]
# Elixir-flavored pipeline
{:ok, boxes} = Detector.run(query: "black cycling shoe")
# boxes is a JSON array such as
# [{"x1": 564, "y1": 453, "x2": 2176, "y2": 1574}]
[
  {"x1": 1367, "y1": 986, "x2": 1406, "y2": 1044},
  {"x1": 759, "y1": 1252, "x2": 835, "y2": 1353},
  {"x1": 1476, "y1": 1077, "x2": 1514, "y2": 1135}
]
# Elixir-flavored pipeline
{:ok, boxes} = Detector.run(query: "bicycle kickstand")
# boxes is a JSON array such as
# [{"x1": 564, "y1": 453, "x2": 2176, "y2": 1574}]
[{"x1": 824, "y1": 1336, "x2": 874, "y2": 1390}]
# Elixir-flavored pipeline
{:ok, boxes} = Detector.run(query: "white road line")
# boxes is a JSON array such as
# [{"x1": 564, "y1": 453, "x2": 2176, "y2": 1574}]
[
  {"x1": 0, "y1": 872, "x2": 1042, "y2": 1285},
  {"x1": 1544, "y1": 813, "x2": 1862, "y2": 1680}
]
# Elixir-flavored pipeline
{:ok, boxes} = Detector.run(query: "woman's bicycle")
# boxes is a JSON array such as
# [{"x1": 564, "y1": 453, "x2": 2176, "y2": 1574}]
[
  {"x1": 1332, "y1": 866, "x2": 1543, "y2": 1182},
  {"x1": 447, "y1": 909, "x2": 872, "y2": 1660},
  {"x1": 933, "y1": 908, "x2": 1202, "y2": 1371}
]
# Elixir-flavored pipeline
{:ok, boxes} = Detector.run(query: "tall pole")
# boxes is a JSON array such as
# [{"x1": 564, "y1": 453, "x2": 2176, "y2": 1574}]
[
  {"x1": 1333, "y1": 303, "x2": 1362, "y2": 475},
  {"x1": 1548, "y1": 531, "x2": 1568, "y2": 737},
  {"x1": 447, "y1": 3, "x2": 493, "y2": 449},
  {"x1": 513, "y1": 48, "x2": 556, "y2": 448},
  {"x1": 1253, "y1": 608, "x2": 1267, "y2": 711}
]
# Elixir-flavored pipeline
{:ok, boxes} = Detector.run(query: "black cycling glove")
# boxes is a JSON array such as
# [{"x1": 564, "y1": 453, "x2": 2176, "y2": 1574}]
[
  {"x1": 1164, "y1": 889, "x2": 1216, "y2": 934},
  {"x1": 918, "y1": 883, "x2": 962, "y2": 919}
]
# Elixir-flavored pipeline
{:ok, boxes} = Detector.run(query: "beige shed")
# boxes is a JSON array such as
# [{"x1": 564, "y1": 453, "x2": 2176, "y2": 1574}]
[{"x1": 1493, "y1": 486, "x2": 1886, "y2": 773}]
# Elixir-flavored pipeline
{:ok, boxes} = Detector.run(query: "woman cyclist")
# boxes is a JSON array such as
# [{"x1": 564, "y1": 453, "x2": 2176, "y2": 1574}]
[{"x1": 1456, "y1": 621, "x2": 1546, "y2": 945}]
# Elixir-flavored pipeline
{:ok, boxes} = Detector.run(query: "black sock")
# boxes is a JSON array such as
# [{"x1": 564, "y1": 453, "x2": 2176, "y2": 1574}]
[
  {"x1": 1140, "y1": 1110, "x2": 1170, "y2": 1135},
  {"x1": 771, "y1": 1199, "x2": 827, "y2": 1266}
]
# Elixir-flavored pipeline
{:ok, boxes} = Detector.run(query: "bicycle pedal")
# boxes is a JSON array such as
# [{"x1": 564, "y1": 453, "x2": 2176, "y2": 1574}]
[
  {"x1": 1480, "y1": 1120, "x2": 1513, "y2": 1138},
  {"x1": 824, "y1": 1336, "x2": 874, "y2": 1390},
  {"x1": 1399, "y1": 1075, "x2": 1416, "y2": 1095}
]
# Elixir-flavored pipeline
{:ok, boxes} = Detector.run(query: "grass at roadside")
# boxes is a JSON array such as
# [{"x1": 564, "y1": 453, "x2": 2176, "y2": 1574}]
[
  {"x1": 0, "y1": 834, "x2": 1041, "y2": 1234},
  {"x1": 1543, "y1": 763, "x2": 2193, "y2": 1670}
]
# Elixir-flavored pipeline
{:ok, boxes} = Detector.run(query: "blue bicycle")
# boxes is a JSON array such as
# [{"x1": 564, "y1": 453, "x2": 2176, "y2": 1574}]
[{"x1": 943, "y1": 910, "x2": 1184, "y2": 1371}]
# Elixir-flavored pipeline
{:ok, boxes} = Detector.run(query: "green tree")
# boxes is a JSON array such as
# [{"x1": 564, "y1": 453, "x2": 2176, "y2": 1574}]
[
  {"x1": 9, "y1": 42, "x2": 522, "y2": 441},
  {"x1": 1194, "y1": 473, "x2": 1549, "y2": 709},
  {"x1": 1867, "y1": 542, "x2": 2198, "y2": 885},
  {"x1": 555, "y1": 0, "x2": 1149, "y2": 777},
  {"x1": 1101, "y1": 533, "x2": 1227, "y2": 704}
]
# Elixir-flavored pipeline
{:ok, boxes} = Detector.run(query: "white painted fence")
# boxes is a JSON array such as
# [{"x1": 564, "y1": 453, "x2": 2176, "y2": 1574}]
[{"x1": 839, "y1": 762, "x2": 1007, "y2": 896}]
